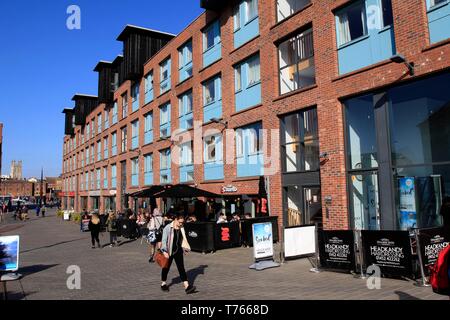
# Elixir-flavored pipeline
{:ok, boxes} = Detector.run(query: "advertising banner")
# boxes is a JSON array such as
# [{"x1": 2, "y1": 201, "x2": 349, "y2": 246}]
[
  {"x1": 252, "y1": 222, "x2": 274, "y2": 260},
  {"x1": 284, "y1": 225, "x2": 316, "y2": 258},
  {"x1": 361, "y1": 230, "x2": 413, "y2": 278},
  {"x1": 319, "y1": 230, "x2": 355, "y2": 271},
  {"x1": 418, "y1": 227, "x2": 450, "y2": 275},
  {"x1": 214, "y1": 222, "x2": 241, "y2": 250},
  {"x1": 398, "y1": 177, "x2": 417, "y2": 230},
  {"x1": 0, "y1": 235, "x2": 20, "y2": 272}
]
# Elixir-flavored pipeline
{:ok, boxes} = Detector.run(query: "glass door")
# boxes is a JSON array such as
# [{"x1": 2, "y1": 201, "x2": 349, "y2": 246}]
[
  {"x1": 349, "y1": 171, "x2": 380, "y2": 230},
  {"x1": 303, "y1": 186, "x2": 322, "y2": 225}
]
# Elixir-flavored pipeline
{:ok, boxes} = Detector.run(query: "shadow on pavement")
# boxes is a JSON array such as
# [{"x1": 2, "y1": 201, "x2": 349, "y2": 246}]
[
  {"x1": 169, "y1": 264, "x2": 208, "y2": 288},
  {"x1": 394, "y1": 291, "x2": 422, "y2": 300},
  {"x1": 19, "y1": 264, "x2": 59, "y2": 276},
  {"x1": 2, "y1": 290, "x2": 39, "y2": 301},
  {"x1": 21, "y1": 238, "x2": 86, "y2": 254}
]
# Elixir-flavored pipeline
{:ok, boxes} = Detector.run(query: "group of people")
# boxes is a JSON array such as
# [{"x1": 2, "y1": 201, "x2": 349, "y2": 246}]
[{"x1": 83, "y1": 206, "x2": 196, "y2": 294}]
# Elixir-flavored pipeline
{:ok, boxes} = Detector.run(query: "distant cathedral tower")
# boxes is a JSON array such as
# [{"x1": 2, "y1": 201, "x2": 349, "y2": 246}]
[{"x1": 10, "y1": 160, "x2": 23, "y2": 180}]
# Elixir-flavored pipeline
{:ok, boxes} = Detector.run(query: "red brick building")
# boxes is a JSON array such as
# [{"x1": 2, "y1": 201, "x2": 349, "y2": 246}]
[
  {"x1": 62, "y1": 0, "x2": 450, "y2": 232},
  {"x1": 0, "y1": 179, "x2": 34, "y2": 198}
]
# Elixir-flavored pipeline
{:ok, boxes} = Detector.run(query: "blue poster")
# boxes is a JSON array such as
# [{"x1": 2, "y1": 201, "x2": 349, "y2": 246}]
[
  {"x1": 398, "y1": 177, "x2": 417, "y2": 230},
  {"x1": 252, "y1": 222, "x2": 273, "y2": 260},
  {"x1": 0, "y1": 236, "x2": 20, "y2": 272}
]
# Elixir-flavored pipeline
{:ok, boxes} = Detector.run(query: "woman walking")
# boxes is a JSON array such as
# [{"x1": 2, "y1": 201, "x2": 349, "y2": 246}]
[
  {"x1": 160, "y1": 212, "x2": 196, "y2": 294},
  {"x1": 106, "y1": 211, "x2": 118, "y2": 247},
  {"x1": 148, "y1": 209, "x2": 163, "y2": 263},
  {"x1": 89, "y1": 213, "x2": 102, "y2": 249}
]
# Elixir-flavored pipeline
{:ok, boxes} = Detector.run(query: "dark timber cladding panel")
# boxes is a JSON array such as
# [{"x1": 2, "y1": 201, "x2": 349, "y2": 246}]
[
  {"x1": 63, "y1": 109, "x2": 75, "y2": 135},
  {"x1": 200, "y1": 0, "x2": 229, "y2": 10},
  {"x1": 97, "y1": 65, "x2": 113, "y2": 104},
  {"x1": 74, "y1": 96, "x2": 98, "y2": 125}
]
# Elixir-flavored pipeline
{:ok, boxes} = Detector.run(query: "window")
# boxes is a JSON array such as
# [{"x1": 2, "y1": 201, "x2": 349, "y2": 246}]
[
  {"x1": 179, "y1": 91, "x2": 193, "y2": 131},
  {"x1": 204, "y1": 20, "x2": 221, "y2": 51},
  {"x1": 111, "y1": 164, "x2": 117, "y2": 188},
  {"x1": 131, "y1": 120, "x2": 139, "y2": 150},
  {"x1": 277, "y1": 0, "x2": 311, "y2": 22},
  {"x1": 179, "y1": 41, "x2": 193, "y2": 82},
  {"x1": 144, "y1": 112, "x2": 153, "y2": 145},
  {"x1": 381, "y1": 0, "x2": 393, "y2": 27},
  {"x1": 431, "y1": 0, "x2": 447, "y2": 6},
  {"x1": 85, "y1": 172, "x2": 89, "y2": 190},
  {"x1": 235, "y1": 122, "x2": 264, "y2": 177},
  {"x1": 86, "y1": 123, "x2": 90, "y2": 141},
  {"x1": 180, "y1": 141, "x2": 193, "y2": 166},
  {"x1": 160, "y1": 149, "x2": 170, "y2": 170},
  {"x1": 103, "y1": 167, "x2": 108, "y2": 189},
  {"x1": 91, "y1": 119, "x2": 95, "y2": 138},
  {"x1": 121, "y1": 127, "x2": 128, "y2": 152},
  {"x1": 97, "y1": 140, "x2": 102, "y2": 161},
  {"x1": 234, "y1": 54, "x2": 261, "y2": 111},
  {"x1": 122, "y1": 93, "x2": 128, "y2": 119},
  {"x1": 235, "y1": 67, "x2": 242, "y2": 92},
  {"x1": 204, "y1": 78, "x2": 216, "y2": 105},
  {"x1": 86, "y1": 148, "x2": 90, "y2": 165},
  {"x1": 96, "y1": 169, "x2": 101, "y2": 190},
  {"x1": 131, "y1": 157, "x2": 139, "y2": 187},
  {"x1": 144, "y1": 154, "x2": 153, "y2": 185},
  {"x1": 234, "y1": 5, "x2": 241, "y2": 31},
  {"x1": 145, "y1": 72, "x2": 153, "y2": 104},
  {"x1": 90, "y1": 145, "x2": 94, "y2": 163},
  {"x1": 97, "y1": 113, "x2": 102, "y2": 134},
  {"x1": 111, "y1": 132, "x2": 117, "y2": 156},
  {"x1": 281, "y1": 108, "x2": 320, "y2": 173},
  {"x1": 132, "y1": 83, "x2": 140, "y2": 112},
  {"x1": 112, "y1": 102, "x2": 118, "y2": 124},
  {"x1": 160, "y1": 103, "x2": 171, "y2": 138},
  {"x1": 160, "y1": 58, "x2": 171, "y2": 94},
  {"x1": 104, "y1": 109, "x2": 109, "y2": 129},
  {"x1": 336, "y1": 1, "x2": 367, "y2": 46},
  {"x1": 427, "y1": 0, "x2": 450, "y2": 44},
  {"x1": 205, "y1": 135, "x2": 218, "y2": 162},
  {"x1": 104, "y1": 137, "x2": 109, "y2": 159},
  {"x1": 246, "y1": 0, "x2": 258, "y2": 22},
  {"x1": 247, "y1": 55, "x2": 260, "y2": 86},
  {"x1": 278, "y1": 28, "x2": 315, "y2": 94}
]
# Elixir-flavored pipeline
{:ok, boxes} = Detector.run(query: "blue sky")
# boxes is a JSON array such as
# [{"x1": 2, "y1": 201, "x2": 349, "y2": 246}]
[{"x1": 0, "y1": 0, "x2": 203, "y2": 178}]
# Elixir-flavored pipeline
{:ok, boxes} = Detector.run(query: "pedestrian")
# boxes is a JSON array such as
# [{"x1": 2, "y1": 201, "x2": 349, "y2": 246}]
[
  {"x1": 440, "y1": 196, "x2": 450, "y2": 228},
  {"x1": 160, "y1": 212, "x2": 196, "y2": 294},
  {"x1": 0, "y1": 205, "x2": 3, "y2": 224},
  {"x1": 148, "y1": 208, "x2": 164, "y2": 263},
  {"x1": 36, "y1": 205, "x2": 40, "y2": 217},
  {"x1": 106, "y1": 211, "x2": 118, "y2": 247},
  {"x1": 89, "y1": 213, "x2": 102, "y2": 249},
  {"x1": 41, "y1": 205, "x2": 46, "y2": 218}
]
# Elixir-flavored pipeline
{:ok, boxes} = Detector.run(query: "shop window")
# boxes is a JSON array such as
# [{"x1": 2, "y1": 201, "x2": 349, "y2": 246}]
[{"x1": 278, "y1": 28, "x2": 315, "y2": 95}]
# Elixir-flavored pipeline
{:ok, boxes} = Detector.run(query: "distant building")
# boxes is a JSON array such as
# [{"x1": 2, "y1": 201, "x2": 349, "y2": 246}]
[
  {"x1": 10, "y1": 161, "x2": 23, "y2": 180},
  {"x1": 0, "y1": 179, "x2": 34, "y2": 198}
]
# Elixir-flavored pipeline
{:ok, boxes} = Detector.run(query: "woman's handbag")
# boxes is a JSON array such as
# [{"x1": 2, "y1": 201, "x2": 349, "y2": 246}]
[{"x1": 154, "y1": 250, "x2": 169, "y2": 269}]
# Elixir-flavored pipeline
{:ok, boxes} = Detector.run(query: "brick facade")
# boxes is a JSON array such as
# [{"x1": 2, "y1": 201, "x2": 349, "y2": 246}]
[{"x1": 61, "y1": 0, "x2": 450, "y2": 232}]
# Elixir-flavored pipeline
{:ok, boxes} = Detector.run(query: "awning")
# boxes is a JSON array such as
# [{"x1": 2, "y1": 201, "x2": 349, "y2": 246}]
[
  {"x1": 127, "y1": 185, "x2": 166, "y2": 198},
  {"x1": 153, "y1": 184, "x2": 220, "y2": 199}
]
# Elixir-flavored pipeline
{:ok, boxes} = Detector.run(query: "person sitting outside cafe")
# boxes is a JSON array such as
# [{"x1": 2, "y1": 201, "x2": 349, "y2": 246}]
[
  {"x1": 186, "y1": 214, "x2": 197, "y2": 223},
  {"x1": 217, "y1": 212, "x2": 228, "y2": 224}
]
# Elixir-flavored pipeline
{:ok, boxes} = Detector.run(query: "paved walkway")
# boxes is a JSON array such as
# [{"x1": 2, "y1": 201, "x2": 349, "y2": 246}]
[{"x1": 0, "y1": 209, "x2": 447, "y2": 300}]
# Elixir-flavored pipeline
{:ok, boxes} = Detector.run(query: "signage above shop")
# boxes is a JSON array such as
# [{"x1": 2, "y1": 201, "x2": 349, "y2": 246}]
[
  {"x1": 109, "y1": 190, "x2": 117, "y2": 196},
  {"x1": 222, "y1": 185, "x2": 237, "y2": 194}
]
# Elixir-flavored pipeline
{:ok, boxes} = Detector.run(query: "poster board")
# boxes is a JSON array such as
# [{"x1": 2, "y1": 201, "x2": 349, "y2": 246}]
[
  {"x1": 361, "y1": 230, "x2": 413, "y2": 278},
  {"x1": 284, "y1": 225, "x2": 316, "y2": 259},
  {"x1": 0, "y1": 235, "x2": 20, "y2": 272},
  {"x1": 418, "y1": 227, "x2": 450, "y2": 275},
  {"x1": 398, "y1": 177, "x2": 417, "y2": 230},
  {"x1": 252, "y1": 222, "x2": 274, "y2": 260},
  {"x1": 319, "y1": 230, "x2": 355, "y2": 271}
]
